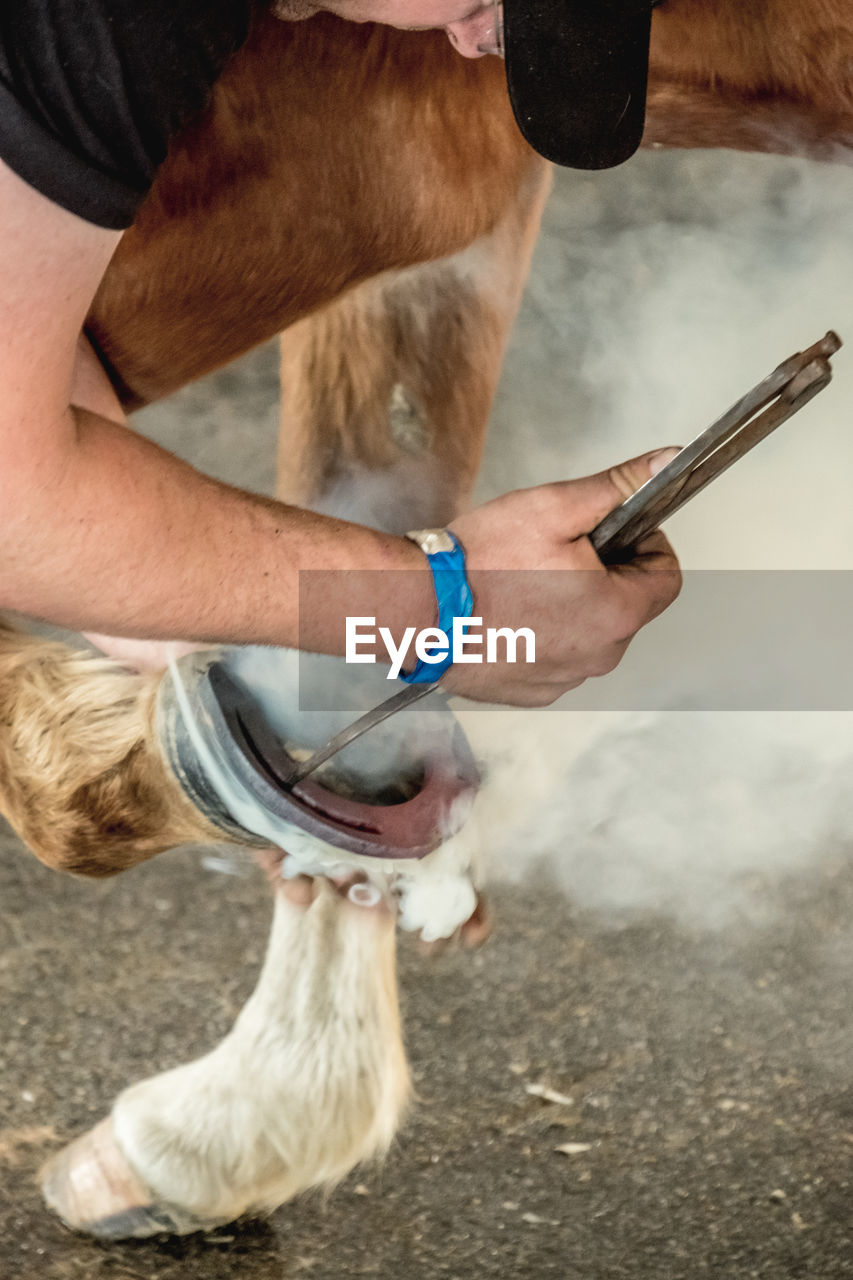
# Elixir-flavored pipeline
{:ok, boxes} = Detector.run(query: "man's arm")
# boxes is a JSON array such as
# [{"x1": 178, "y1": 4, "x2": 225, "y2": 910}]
[
  {"x1": 0, "y1": 159, "x2": 681, "y2": 705},
  {"x1": 0, "y1": 159, "x2": 430, "y2": 645}
]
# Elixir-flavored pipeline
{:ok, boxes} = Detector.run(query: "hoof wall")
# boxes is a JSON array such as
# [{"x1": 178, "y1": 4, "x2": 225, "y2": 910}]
[{"x1": 41, "y1": 1117, "x2": 221, "y2": 1240}]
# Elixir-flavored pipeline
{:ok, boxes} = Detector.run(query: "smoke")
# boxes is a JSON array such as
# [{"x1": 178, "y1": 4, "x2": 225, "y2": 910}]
[
  {"x1": 462, "y1": 709, "x2": 852, "y2": 926},
  {"x1": 458, "y1": 148, "x2": 853, "y2": 925},
  {"x1": 482, "y1": 150, "x2": 853, "y2": 570}
]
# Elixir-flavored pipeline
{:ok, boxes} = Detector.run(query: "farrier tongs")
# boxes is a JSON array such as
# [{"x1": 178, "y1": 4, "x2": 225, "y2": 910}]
[{"x1": 590, "y1": 330, "x2": 841, "y2": 561}]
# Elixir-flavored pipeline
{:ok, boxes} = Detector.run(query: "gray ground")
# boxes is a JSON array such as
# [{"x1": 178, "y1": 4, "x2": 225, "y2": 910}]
[{"x1": 1, "y1": 153, "x2": 852, "y2": 1278}]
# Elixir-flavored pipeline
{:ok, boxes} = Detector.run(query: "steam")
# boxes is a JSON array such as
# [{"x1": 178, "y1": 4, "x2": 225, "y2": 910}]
[
  {"x1": 482, "y1": 150, "x2": 853, "y2": 570},
  {"x1": 459, "y1": 149, "x2": 853, "y2": 925},
  {"x1": 463, "y1": 709, "x2": 853, "y2": 926}
]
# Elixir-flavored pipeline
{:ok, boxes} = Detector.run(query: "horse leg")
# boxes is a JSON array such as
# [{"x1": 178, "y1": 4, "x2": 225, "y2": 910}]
[
  {"x1": 0, "y1": 618, "x2": 223, "y2": 876},
  {"x1": 42, "y1": 874, "x2": 408, "y2": 1237},
  {"x1": 276, "y1": 161, "x2": 552, "y2": 529}
]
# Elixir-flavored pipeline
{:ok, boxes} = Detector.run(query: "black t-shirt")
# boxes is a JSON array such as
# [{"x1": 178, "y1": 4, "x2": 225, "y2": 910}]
[{"x1": 0, "y1": 1, "x2": 253, "y2": 229}]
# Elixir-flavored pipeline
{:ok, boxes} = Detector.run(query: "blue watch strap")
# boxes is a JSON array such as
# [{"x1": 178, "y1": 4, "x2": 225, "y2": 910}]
[{"x1": 399, "y1": 530, "x2": 474, "y2": 684}]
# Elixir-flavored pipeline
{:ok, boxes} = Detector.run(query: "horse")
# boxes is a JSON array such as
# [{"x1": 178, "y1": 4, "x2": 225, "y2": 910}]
[{"x1": 1, "y1": 1, "x2": 850, "y2": 1237}]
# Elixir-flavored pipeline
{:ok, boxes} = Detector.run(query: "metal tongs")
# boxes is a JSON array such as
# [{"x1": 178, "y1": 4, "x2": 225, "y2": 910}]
[
  {"x1": 291, "y1": 331, "x2": 842, "y2": 778},
  {"x1": 590, "y1": 331, "x2": 841, "y2": 563}
]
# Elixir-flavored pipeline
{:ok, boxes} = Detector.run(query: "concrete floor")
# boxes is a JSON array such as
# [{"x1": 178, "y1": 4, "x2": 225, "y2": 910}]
[
  {"x1": 2, "y1": 839, "x2": 852, "y2": 1279},
  {"x1": 1, "y1": 151, "x2": 853, "y2": 1277}
]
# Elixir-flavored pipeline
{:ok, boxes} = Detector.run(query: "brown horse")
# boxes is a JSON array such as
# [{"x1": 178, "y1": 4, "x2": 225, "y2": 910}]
[{"x1": 1, "y1": 1, "x2": 850, "y2": 1238}]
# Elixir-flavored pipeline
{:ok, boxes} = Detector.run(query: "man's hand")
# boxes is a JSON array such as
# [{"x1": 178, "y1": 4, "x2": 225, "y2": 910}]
[
  {"x1": 87, "y1": 448, "x2": 681, "y2": 705},
  {"x1": 439, "y1": 447, "x2": 682, "y2": 705}
]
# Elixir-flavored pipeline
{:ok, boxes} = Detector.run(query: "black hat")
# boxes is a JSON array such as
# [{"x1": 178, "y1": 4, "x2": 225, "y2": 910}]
[{"x1": 503, "y1": 0, "x2": 654, "y2": 170}]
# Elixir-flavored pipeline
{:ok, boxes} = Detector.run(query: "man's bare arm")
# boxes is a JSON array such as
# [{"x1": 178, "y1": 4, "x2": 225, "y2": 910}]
[
  {"x1": 0, "y1": 159, "x2": 680, "y2": 704},
  {"x1": 0, "y1": 160, "x2": 429, "y2": 649}
]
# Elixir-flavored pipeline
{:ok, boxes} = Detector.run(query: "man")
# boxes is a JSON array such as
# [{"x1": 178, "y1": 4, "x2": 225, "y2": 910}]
[{"x1": 0, "y1": 0, "x2": 680, "y2": 705}]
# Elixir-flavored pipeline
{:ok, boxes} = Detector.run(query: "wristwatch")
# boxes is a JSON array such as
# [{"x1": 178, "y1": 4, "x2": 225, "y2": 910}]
[
  {"x1": 404, "y1": 528, "x2": 458, "y2": 556},
  {"x1": 399, "y1": 528, "x2": 474, "y2": 683}
]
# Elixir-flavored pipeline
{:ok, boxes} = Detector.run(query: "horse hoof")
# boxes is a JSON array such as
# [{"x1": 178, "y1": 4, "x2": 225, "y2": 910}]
[{"x1": 40, "y1": 1117, "x2": 222, "y2": 1239}]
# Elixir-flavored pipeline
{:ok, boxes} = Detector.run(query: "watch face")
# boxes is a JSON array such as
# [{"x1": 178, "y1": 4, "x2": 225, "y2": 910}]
[{"x1": 408, "y1": 529, "x2": 455, "y2": 556}]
